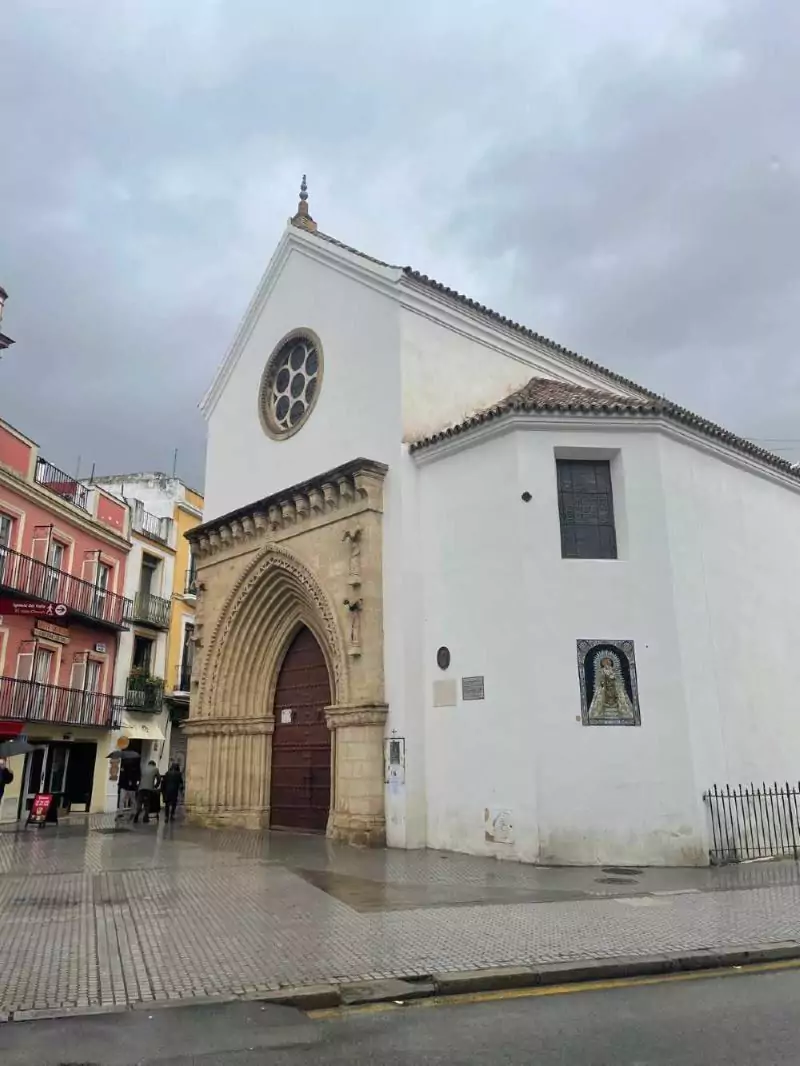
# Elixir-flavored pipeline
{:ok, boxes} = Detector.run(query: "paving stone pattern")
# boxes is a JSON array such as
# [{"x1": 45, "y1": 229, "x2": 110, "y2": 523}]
[{"x1": 1, "y1": 817, "x2": 800, "y2": 1015}]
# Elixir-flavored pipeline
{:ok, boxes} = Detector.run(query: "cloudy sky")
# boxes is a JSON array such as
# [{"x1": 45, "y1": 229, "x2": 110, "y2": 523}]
[{"x1": 1, "y1": 0, "x2": 797, "y2": 489}]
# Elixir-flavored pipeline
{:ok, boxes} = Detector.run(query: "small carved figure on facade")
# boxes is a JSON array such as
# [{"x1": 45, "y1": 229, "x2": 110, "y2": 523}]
[
  {"x1": 342, "y1": 528, "x2": 362, "y2": 585},
  {"x1": 343, "y1": 597, "x2": 363, "y2": 648}
]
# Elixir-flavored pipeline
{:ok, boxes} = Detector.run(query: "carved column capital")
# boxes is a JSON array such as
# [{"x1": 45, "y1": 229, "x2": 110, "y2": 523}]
[
  {"x1": 325, "y1": 703, "x2": 388, "y2": 729},
  {"x1": 183, "y1": 715, "x2": 276, "y2": 737}
]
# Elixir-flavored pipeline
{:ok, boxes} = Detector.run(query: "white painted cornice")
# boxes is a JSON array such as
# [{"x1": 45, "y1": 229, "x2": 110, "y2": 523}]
[{"x1": 411, "y1": 411, "x2": 800, "y2": 496}]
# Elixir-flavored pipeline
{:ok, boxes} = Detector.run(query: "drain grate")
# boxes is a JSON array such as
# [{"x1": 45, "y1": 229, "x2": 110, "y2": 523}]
[
  {"x1": 595, "y1": 876, "x2": 638, "y2": 885},
  {"x1": 93, "y1": 826, "x2": 132, "y2": 835},
  {"x1": 602, "y1": 866, "x2": 643, "y2": 876}
]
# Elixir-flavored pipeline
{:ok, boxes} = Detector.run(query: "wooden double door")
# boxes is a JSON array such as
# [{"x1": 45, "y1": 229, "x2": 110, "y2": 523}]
[{"x1": 269, "y1": 626, "x2": 332, "y2": 832}]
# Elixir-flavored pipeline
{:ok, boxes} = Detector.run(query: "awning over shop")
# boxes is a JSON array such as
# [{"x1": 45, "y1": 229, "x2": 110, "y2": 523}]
[{"x1": 118, "y1": 716, "x2": 166, "y2": 742}]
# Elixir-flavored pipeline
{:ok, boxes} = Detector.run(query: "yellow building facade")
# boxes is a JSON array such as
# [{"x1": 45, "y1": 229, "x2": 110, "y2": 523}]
[{"x1": 164, "y1": 485, "x2": 204, "y2": 769}]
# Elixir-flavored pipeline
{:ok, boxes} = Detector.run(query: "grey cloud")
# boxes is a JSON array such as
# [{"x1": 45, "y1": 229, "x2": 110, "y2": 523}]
[
  {"x1": 450, "y1": 0, "x2": 800, "y2": 446},
  {"x1": 1, "y1": 0, "x2": 797, "y2": 483}
]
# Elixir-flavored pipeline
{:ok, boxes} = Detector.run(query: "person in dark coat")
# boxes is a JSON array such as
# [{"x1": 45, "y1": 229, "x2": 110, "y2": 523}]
[
  {"x1": 134, "y1": 760, "x2": 160, "y2": 823},
  {"x1": 160, "y1": 762, "x2": 184, "y2": 823},
  {"x1": 0, "y1": 758, "x2": 13, "y2": 804}
]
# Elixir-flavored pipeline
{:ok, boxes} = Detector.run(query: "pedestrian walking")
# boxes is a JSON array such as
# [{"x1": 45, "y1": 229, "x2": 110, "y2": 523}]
[
  {"x1": 117, "y1": 758, "x2": 140, "y2": 816},
  {"x1": 160, "y1": 762, "x2": 184, "y2": 824},
  {"x1": 0, "y1": 757, "x2": 13, "y2": 805},
  {"x1": 133, "y1": 760, "x2": 160, "y2": 824}
]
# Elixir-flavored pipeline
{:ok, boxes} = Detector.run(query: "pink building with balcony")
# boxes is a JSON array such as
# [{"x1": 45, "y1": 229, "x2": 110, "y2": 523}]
[{"x1": 0, "y1": 417, "x2": 133, "y2": 820}]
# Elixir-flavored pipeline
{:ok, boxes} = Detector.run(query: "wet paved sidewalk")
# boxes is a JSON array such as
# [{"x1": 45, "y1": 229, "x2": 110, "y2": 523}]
[{"x1": 1, "y1": 816, "x2": 800, "y2": 1016}]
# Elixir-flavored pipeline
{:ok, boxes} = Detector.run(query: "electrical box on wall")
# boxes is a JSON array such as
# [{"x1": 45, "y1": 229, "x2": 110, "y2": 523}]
[{"x1": 384, "y1": 736, "x2": 405, "y2": 785}]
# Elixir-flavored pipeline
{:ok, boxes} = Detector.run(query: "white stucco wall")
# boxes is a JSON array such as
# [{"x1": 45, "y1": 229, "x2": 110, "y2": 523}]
[
  {"x1": 398, "y1": 300, "x2": 642, "y2": 444},
  {"x1": 417, "y1": 423, "x2": 744, "y2": 867},
  {"x1": 659, "y1": 436, "x2": 800, "y2": 788}
]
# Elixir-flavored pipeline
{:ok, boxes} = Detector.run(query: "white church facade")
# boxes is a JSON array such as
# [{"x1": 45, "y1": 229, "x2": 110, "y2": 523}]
[{"x1": 184, "y1": 183, "x2": 800, "y2": 866}]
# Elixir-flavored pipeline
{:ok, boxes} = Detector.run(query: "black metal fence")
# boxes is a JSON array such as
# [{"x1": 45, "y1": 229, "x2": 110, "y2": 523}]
[
  {"x1": 125, "y1": 675, "x2": 165, "y2": 713},
  {"x1": 34, "y1": 457, "x2": 89, "y2": 512},
  {"x1": 132, "y1": 507, "x2": 171, "y2": 544},
  {"x1": 0, "y1": 675, "x2": 123, "y2": 729},
  {"x1": 704, "y1": 783, "x2": 800, "y2": 864},
  {"x1": 131, "y1": 591, "x2": 171, "y2": 629},
  {"x1": 0, "y1": 544, "x2": 132, "y2": 628}
]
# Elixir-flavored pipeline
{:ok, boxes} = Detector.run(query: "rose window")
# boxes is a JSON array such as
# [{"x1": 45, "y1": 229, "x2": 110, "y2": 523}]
[{"x1": 260, "y1": 333, "x2": 322, "y2": 438}]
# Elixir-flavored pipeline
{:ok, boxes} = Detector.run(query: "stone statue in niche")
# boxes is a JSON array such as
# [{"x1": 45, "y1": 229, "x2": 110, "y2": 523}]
[
  {"x1": 342, "y1": 527, "x2": 362, "y2": 586},
  {"x1": 343, "y1": 597, "x2": 363, "y2": 652},
  {"x1": 577, "y1": 639, "x2": 640, "y2": 726}
]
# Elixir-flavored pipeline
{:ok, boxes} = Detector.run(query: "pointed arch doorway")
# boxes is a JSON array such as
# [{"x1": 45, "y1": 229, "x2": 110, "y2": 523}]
[{"x1": 269, "y1": 625, "x2": 332, "y2": 832}]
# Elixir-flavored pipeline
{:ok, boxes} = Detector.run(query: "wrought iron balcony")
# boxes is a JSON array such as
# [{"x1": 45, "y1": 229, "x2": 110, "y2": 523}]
[
  {"x1": 34, "y1": 457, "x2": 89, "y2": 512},
  {"x1": 0, "y1": 545, "x2": 132, "y2": 630},
  {"x1": 125, "y1": 674, "x2": 164, "y2": 714},
  {"x1": 132, "y1": 507, "x2": 172, "y2": 545},
  {"x1": 130, "y1": 591, "x2": 171, "y2": 629},
  {"x1": 0, "y1": 675, "x2": 122, "y2": 729},
  {"x1": 184, "y1": 569, "x2": 197, "y2": 597}
]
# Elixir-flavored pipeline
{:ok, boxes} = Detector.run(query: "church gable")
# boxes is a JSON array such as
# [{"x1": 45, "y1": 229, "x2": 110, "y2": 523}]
[{"x1": 200, "y1": 224, "x2": 403, "y2": 521}]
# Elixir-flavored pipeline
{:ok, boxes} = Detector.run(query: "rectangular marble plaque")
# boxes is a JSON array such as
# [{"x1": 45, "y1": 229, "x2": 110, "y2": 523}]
[{"x1": 461, "y1": 676, "x2": 485, "y2": 701}]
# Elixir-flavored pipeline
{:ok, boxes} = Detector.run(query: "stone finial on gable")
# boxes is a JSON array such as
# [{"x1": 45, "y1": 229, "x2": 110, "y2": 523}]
[{"x1": 291, "y1": 174, "x2": 317, "y2": 233}]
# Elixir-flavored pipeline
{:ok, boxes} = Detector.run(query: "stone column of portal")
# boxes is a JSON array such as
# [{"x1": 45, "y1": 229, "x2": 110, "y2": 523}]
[
  {"x1": 184, "y1": 718, "x2": 275, "y2": 829},
  {"x1": 325, "y1": 704, "x2": 388, "y2": 846}
]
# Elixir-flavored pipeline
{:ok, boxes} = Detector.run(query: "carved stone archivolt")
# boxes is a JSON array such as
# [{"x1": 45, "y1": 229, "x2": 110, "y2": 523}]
[{"x1": 184, "y1": 457, "x2": 388, "y2": 844}]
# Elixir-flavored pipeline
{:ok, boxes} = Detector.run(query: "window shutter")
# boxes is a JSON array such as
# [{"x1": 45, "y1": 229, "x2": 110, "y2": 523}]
[
  {"x1": 81, "y1": 551, "x2": 98, "y2": 585},
  {"x1": 69, "y1": 652, "x2": 88, "y2": 692},
  {"x1": 30, "y1": 525, "x2": 52, "y2": 563},
  {"x1": 15, "y1": 647, "x2": 35, "y2": 680}
]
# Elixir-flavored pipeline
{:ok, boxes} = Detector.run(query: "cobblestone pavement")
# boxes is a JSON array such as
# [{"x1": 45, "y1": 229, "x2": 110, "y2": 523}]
[{"x1": 1, "y1": 816, "x2": 800, "y2": 1016}]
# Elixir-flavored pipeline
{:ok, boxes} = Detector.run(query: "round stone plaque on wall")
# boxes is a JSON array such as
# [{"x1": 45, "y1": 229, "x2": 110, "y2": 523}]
[{"x1": 436, "y1": 646, "x2": 451, "y2": 671}]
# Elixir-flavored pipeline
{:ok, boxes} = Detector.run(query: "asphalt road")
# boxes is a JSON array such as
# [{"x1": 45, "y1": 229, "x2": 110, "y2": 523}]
[{"x1": 2, "y1": 964, "x2": 800, "y2": 1065}]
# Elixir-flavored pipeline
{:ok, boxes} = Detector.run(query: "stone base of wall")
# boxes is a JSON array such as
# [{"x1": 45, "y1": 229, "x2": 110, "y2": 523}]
[
  {"x1": 329, "y1": 810, "x2": 386, "y2": 847},
  {"x1": 185, "y1": 806, "x2": 270, "y2": 831}
]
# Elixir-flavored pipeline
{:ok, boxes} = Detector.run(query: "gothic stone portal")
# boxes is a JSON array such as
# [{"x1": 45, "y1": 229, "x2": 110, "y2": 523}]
[{"x1": 183, "y1": 459, "x2": 389, "y2": 845}]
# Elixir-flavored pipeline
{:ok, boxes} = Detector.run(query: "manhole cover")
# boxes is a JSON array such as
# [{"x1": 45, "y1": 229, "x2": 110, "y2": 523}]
[
  {"x1": 595, "y1": 876, "x2": 638, "y2": 885},
  {"x1": 602, "y1": 866, "x2": 643, "y2": 876}
]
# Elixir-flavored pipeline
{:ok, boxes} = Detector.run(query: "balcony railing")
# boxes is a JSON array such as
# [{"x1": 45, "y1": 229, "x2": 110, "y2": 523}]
[
  {"x1": 131, "y1": 591, "x2": 171, "y2": 629},
  {"x1": 0, "y1": 675, "x2": 122, "y2": 729},
  {"x1": 125, "y1": 675, "x2": 164, "y2": 714},
  {"x1": 133, "y1": 508, "x2": 172, "y2": 544},
  {"x1": 173, "y1": 661, "x2": 192, "y2": 695},
  {"x1": 184, "y1": 569, "x2": 197, "y2": 597},
  {"x1": 0, "y1": 545, "x2": 132, "y2": 629},
  {"x1": 35, "y1": 458, "x2": 89, "y2": 512}
]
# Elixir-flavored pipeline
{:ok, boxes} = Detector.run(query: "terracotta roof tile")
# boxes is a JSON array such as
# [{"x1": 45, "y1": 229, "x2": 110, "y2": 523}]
[{"x1": 409, "y1": 376, "x2": 800, "y2": 480}]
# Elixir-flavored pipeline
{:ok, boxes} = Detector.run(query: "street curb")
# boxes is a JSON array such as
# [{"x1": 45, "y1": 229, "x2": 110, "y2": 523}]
[
  {"x1": 429, "y1": 941, "x2": 800, "y2": 997},
  {"x1": 3, "y1": 942, "x2": 800, "y2": 1022}
]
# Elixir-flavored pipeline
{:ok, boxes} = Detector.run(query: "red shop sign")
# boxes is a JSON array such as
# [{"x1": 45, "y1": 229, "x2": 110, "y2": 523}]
[
  {"x1": 0, "y1": 598, "x2": 69, "y2": 620},
  {"x1": 29, "y1": 793, "x2": 54, "y2": 826}
]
